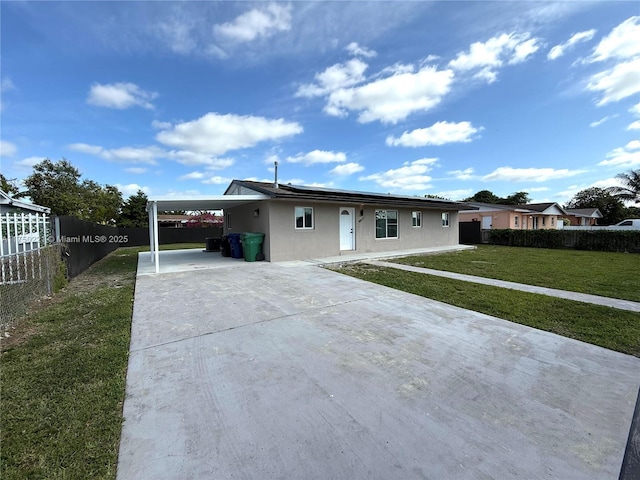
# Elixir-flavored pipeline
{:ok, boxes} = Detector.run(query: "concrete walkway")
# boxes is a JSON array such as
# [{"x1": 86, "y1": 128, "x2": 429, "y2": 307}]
[
  {"x1": 364, "y1": 259, "x2": 640, "y2": 312},
  {"x1": 117, "y1": 252, "x2": 640, "y2": 480}
]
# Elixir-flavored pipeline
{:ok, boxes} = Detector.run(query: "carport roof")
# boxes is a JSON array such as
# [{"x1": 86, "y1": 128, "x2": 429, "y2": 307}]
[{"x1": 146, "y1": 194, "x2": 269, "y2": 212}]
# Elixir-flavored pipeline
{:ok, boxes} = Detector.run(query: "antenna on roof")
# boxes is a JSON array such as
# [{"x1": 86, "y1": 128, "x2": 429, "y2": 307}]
[{"x1": 274, "y1": 161, "x2": 279, "y2": 189}]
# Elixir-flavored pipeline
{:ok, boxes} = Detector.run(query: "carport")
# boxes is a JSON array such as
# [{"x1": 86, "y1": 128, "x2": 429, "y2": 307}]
[{"x1": 146, "y1": 193, "x2": 268, "y2": 273}]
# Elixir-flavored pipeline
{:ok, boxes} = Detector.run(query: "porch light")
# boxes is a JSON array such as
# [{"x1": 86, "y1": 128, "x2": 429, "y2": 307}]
[{"x1": 253, "y1": 208, "x2": 260, "y2": 217}]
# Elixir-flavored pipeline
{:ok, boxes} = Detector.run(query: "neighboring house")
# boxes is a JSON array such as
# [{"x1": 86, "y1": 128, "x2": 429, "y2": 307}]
[
  {"x1": 158, "y1": 214, "x2": 192, "y2": 228},
  {"x1": 562, "y1": 208, "x2": 603, "y2": 226},
  {"x1": 222, "y1": 180, "x2": 475, "y2": 262},
  {"x1": 146, "y1": 180, "x2": 476, "y2": 264},
  {"x1": 459, "y1": 202, "x2": 567, "y2": 230},
  {"x1": 0, "y1": 190, "x2": 50, "y2": 215},
  {"x1": 1, "y1": 190, "x2": 51, "y2": 255}
]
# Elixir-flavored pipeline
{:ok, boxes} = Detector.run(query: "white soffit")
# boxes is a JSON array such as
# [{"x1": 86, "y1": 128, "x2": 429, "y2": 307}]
[{"x1": 146, "y1": 194, "x2": 269, "y2": 212}]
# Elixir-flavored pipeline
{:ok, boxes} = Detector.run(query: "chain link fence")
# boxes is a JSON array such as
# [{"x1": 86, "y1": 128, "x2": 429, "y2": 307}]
[{"x1": 0, "y1": 244, "x2": 66, "y2": 331}]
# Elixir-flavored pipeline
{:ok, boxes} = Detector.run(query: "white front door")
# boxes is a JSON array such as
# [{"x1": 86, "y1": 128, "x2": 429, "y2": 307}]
[
  {"x1": 339, "y1": 207, "x2": 355, "y2": 250},
  {"x1": 482, "y1": 216, "x2": 492, "y2": 229}
]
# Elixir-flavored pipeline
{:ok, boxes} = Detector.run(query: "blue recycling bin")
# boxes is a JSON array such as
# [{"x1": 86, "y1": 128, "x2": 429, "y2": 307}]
[{"x1": 227, "y1": 233, "x2": 243, "y2": 259}]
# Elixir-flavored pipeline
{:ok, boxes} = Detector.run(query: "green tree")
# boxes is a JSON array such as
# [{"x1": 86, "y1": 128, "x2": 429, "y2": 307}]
[
  {"x1": 22, "y1": 158, "x2": 125, "y2": 224},
  {"x1": 118, "y1": 190, "x2": 148, "y2": 227},
  {"x1": 463, "y1": 190, "x2": 501, "y2": 203},
  {"x1": 565, "y1": 187, "x2": 627, "y2": 225},
  {"x1": 79, "y1": 181, "x2": 123, "y2": 225},
  {"x1": 502, "y1": 191, "x2": 531, "y2": 205},
  {"x1": 23, "y1": 159, "x2": 84, "y2": 215},
  {"x1": 608, "y1": 169, "x2": 640, "y2": 205},
  {"x1": 0, "y1": 174, "x2": 19, "y2": 196}
]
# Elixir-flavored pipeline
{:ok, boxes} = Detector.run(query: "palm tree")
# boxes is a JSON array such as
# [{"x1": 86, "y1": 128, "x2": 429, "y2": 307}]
[{"x1": 609, "y1": 169, "x2": 640, "y2": 204}]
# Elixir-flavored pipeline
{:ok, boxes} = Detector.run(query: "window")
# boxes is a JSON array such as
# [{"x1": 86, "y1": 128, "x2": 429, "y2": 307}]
[
  {"x1": 295, "y1": 207, "x2": 313, "y2": 229},
  {"x1": 375, "y1": 210, "x2": 398, "y2": 239},
  {"x1": 514, "y1": 215, "x2": 519, "y2": 227},
  {"x1": 412, "y1": 211, "x2": 422, "y2": 227},
  {"x1": 551, "y1": 217, "x2": 555, "y2": 226},
  {"x1": 441, "y1": 212, "x2": 450, "y2": 227},
  {"x1": 225, "y1": 212, "x2": 231, "y2": 229}
]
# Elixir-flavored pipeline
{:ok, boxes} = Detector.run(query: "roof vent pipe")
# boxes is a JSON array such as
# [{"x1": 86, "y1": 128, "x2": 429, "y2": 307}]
[{"x1": 274, "y1": 161, "x2": 279, "y2": 188}]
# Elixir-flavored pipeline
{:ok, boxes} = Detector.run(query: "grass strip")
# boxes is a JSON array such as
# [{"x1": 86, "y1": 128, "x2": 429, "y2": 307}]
[
  {"x1": 0, "y1": 247, "x2": 140, "y2": 480},
  {"x1": 392, "y1": 245, "x2": 640, "y2": 302},
  {"x1": 334, "y1": 263, "x2": 640, "y2": 357}
]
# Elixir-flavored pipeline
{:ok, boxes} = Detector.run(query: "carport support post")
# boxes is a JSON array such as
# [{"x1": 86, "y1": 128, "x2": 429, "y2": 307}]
[{"x1": 148, "y1": 201, "x2": 160, "y2": 274}]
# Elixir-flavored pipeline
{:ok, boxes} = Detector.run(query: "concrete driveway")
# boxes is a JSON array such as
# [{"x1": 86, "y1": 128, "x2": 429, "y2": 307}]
[{"x1": 118, "y1": 252, "x2": 640, "y2": 479}]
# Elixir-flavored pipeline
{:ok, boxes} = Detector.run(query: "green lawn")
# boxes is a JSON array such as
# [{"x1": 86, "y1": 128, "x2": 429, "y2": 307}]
[
  {"x1": 392, "y1": 245, "x2": 640, "y2": 302},
  {"x1": 0, "y1": 246, "x2": 146, "y2": 480}
]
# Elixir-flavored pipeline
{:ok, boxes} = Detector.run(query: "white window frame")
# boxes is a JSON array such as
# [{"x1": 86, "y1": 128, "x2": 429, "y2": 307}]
[
  {"x1": 375, "y1": 210, "x2": 398, "y2": 239},
  {"x1": 412, "y1": 211, "x2": 422, "y2": 228},
  {"x1": 514, "y1": 215, "x2": 519, "y2": 227},
  {"x1": 441, "y1": 212, "x2": 450, "y2": 228},
  {"x1": 295, "y1": 206, "x2": 314, "y2": 230}
]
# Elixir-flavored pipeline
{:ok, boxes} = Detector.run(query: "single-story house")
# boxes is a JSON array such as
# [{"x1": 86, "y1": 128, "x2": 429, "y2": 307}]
[
  {"x1": 459, "y1": 202, "x2": 567, "y2": 230},
  {"x1": 1, "y1": 190, "x2": 50, "y2": 255},
  {"x1": 146, "y1": 180, "x2": 476, "y2": 267},
  {"x1": 562, "y1": 208, "x2": 603, "y2": 226},
  {"x1": 0, "y1": 190, "x2": 50, "y2": 215}
]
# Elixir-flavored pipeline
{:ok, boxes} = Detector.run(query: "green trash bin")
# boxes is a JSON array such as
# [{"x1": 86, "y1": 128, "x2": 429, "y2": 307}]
[{"x1": 240, "y1": 232, "x2": 265, "y2": 262}]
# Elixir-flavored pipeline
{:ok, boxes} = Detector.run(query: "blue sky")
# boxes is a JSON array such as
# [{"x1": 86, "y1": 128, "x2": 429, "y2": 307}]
[{"x1": 1, "y1": 1, "x2": 639, "y2": 203}]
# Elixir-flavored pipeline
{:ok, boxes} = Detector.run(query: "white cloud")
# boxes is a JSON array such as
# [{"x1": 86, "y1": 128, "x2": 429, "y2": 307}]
[
  {"x1": 586, "y1": 57, "x2": 640, "y2": 105},
  {"x1": 326, "y1": 65, "x2": 454, "y2": 124},
  {"x1": 0, "y1": 140, "x2": 17, "y2": 157},
  {"x1": 178, "y1": 171, "x2": 206, "y2": 181},
  {"x1": 68, "y1": 143, "x2": 164, "y2": 164},
  {"x1": 345, "y1": 42, "x2": 377, "y2": 58},
  {"x1": 286, "y1": 150, "x2": 346, "y2": 165},
  {"x1": 448, "y1": 168, "x2": 475, "y2": 180},
  {"x1": 590, "y1": 115, "x2": 615, "y2": 127},
  {"x1": 435, "y1": 189, "x2": 473, "y2": 201},
  {"x1": 1, "y1": 77, "x2": 14, "y2": 92},
  {"x1": 628, "y1": 102, "x2": 640, "y2": 130},
  {"x1": 448, "y1": 32, "x2": 540, "y2": 82},
  {"x1": 125, "y1": 167, "x2": 148, "y2": 174},
  {"x1": 156, "y1": 17, "x2": 197, "y2": 55},
  {"x1": 152, "y1": 120, "x2": 172, "y2": 130},
  {"x1": 330, "y1": 162, "x2": 364, "y2": 175},
  {"x1": 167, "y1": 150, "x2": 235, "y2": 169},
  {"x1": 296, "y1": 59, "x2": 368, "y2": 98},
  {"x1": 214, "y1": 3, "x2": 292, "y2": 42},
  {"x1": 598, "y1": 140, "x2": 640, "y2": 167},
  {"x1": 156, "y1": 112, "x2": 302, "y2": 156},
  {"x1": 510, "y1": 38, "x2": 540, "y2": 64},
  {"x1": 547, "y1": 29, "x2": 596, "y2": 60},
  {"x1": 116, "y1": 183, "x2": 149, "y2": 197},
  {"x1": 482, "y1": 166, "x2": 586, "y2": 182},
  {"x1": 386, "y1": 121, "x2": 481, "y2": 147},
  {"x1": 87, "y1": 82, "x2": 158, "y2": 110},
  {"x1": 15, "y1": 157, "x2": 44, "y2": 168},
  {"x1": 1, "y1": 77, "x2": 15, "y2": 110},
  {"x1": 590, "y1": 16, "x2": 640, "y2": 62},
  {"x1": 360, "y1": 158, "x2": 437, "y2": 191},
  {"x1": 202, "y1": 176, "x2": 232, "y2": 185}
]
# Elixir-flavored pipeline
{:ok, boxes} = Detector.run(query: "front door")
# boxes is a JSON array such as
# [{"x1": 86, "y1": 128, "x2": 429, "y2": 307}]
[{"x1": 339, "y1": 207, "x2": 355, "y2": 250}]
